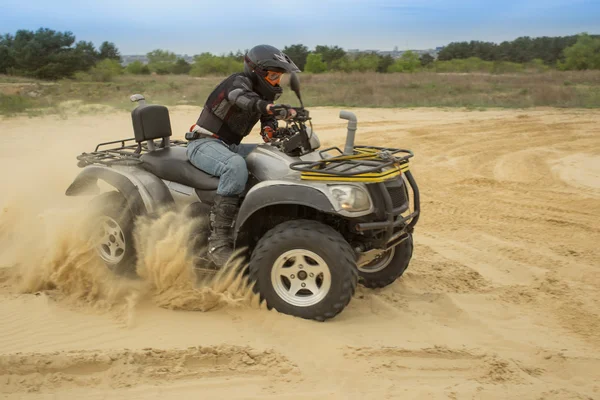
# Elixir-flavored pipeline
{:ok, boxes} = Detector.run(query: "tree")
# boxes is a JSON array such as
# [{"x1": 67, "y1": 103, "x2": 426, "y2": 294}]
[
  {"x1": 304, "y1": 53, "x2": 327, "y2": 73},
  {"x1": 377, "y1": 55, "x2": 395, "y2": 73},
  {"x1": 7, "y1": 28, "x2": 99, "y2": 79},
  {"x1": 353, "y1": 53, "x2": 380, "y2": 72},
  {"x1": 146, "y1": 49, "x2": 177, "y2": 74},
  {"x1": 314, "y1": 45, "x2": 346, "y2": 68},
  {"x1": 388, "y1": 51, "x2": 421, "y2": 72},
  {"x1": 559, "y1": 33, "x2": 600, "y2": 70},
  {"x1": 189, "y1": 53, "x2": 243, "y2": 76},
  {"x1": 98, "y1": 41, "x2": 121, "y2": 61},
  {"x1": 171, "y1": 58, "x2": 191, "y2": 74},
  {"x1": 282, "y1": 44, "x2": 310, "y2": 71},
  {"x1": 227, "y1": 50, "x2": 245, "y2": 62},
  {"x1": 437, "y1": 42, "x2": 471, "y2": 60},
  {"x1": 435, "y1": 34, "x2": 589, "y2": 65},
  {"x1": 74, "y1": 40, "x2": 99, "y2": 70},
  {"x1": 0, "y1": 34, "x2": 14, "y2": 74},
  {"x1": 420, "y1": 53, "x2": 435, "y2": 67}
]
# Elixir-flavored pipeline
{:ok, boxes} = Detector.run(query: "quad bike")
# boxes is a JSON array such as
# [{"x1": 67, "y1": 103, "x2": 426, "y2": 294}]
[{"x1": 65, "y1": 73, "x2": 420, "y2": 321}]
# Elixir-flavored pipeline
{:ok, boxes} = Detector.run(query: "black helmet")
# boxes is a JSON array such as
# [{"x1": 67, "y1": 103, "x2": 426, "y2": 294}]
[{"x1": 244, "y1": 44, "x2": 300, "y2": 101}]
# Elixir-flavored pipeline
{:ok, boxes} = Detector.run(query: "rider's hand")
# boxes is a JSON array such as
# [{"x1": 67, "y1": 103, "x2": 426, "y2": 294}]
[
  {"x1": 261, "y1": 126, "x2": 275, "y2": 143},
  {"x1": 267, "y1": 104, "x2": 297, "y2": 120}
]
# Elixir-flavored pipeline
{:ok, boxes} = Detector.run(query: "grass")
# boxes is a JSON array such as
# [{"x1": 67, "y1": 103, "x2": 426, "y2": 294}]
[
  {"x1": 0, "y1": 94, "x2": 35, "y2": 116},
  {"x1": 1, "y1": 71, "x2": 600, "y2": 117}
]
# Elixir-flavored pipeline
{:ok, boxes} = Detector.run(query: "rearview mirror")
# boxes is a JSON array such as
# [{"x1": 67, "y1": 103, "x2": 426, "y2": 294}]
[{"x1": 289, "y1": 72, "x2": 303, "y2": 108}]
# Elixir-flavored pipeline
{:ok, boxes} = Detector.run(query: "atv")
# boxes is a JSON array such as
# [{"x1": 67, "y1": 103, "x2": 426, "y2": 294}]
[{"x1": 65, "y1": 73, "x2": 420, "y2": 321}]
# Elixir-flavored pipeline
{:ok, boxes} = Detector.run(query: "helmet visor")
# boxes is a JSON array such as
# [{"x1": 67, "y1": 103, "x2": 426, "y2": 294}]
[{"x1": 265, "y1": 71, "x2": 283, "y2": 86}]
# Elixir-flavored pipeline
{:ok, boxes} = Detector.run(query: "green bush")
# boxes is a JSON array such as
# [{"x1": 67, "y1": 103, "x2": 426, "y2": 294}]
[
  {"x1": 125, "y1": 61, "x2": 151, "y2": 75},
  {"x1": 88, "y1": 59, "x2": 123, "y2": 81},
  {"x1": 558, "y1": 33, "x2": 600, "y2": 70},
  {"x1": 147, "y1": 49, "x2": 177, "y2": 75},
  {"x1": 526, "y1": 58, "x2": 551, "y2": 72},
  {"x1": 352, "y1": 54, "x2": 380, "y2": 72},
  {"x1": 388, "y1": 51, "x2": 421, "y2": 72},
  {"x1": 171, "y1": 59, "x2": 191, "y2": 75},
  {"x1": 304, "y1": 53, "x2": 327, "y2": 73},
  {"x1": 189, "y1": 53, "x2": 242, "y2": 76},
  {"x1": 72, "y1": 71, "x2": 93, "y2": 81}
]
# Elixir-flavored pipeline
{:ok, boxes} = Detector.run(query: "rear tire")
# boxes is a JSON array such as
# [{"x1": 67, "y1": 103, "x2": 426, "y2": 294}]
[
  {"x1": 249, "y1": 219, "x2": 358, "y2": 321},
  {"x1": 89, "y1": 191, "x2": 137, "y2": 277},
  {"x1": 358, "y1": 234, "x2": 413, "y2": 289}
]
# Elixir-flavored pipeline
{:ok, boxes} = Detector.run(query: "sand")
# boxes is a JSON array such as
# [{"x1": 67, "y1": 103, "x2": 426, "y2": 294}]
[{"x1": 0, "y1": 105, "x2": 599, "y2": 399}]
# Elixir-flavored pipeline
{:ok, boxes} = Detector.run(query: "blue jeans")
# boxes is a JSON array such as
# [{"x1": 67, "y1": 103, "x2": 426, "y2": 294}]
[{"x1": 187, "y1": 138, "x2": 257, "y2": 196}]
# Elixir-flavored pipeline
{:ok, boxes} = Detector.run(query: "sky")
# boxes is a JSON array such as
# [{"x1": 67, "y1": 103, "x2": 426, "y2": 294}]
[{"x1": 1, "y1": 0, "x2": 599, "y2": 55}]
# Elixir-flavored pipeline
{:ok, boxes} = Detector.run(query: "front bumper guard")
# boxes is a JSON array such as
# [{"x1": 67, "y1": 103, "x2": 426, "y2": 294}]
[{"x1": 354, "y1": 170, "x2": 421, "y2": 247}]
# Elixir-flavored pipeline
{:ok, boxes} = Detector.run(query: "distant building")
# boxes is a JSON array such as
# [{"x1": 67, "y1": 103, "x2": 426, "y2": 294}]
[{"x1": 120, "y1": 54, "x2": 194, "y2": 66}]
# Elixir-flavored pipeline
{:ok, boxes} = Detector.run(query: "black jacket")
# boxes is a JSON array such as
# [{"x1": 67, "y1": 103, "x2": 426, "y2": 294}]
[{"x1": 196, "y1": 72, "x2": 277, "y2": 145}]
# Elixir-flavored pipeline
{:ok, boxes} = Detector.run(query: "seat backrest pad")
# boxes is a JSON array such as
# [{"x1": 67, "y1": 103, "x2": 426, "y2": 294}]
[{"x1": 131, "y1": 104, "x2": 172, "y2": 143}]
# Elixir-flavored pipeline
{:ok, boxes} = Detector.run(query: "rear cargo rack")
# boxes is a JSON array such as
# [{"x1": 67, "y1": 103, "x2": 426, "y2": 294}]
[
  {"x1": 289, "y1": 146, "x2": 413, "y2": 182},
  {"x1": 75, "y1": 138, "x2": 188, "y2": 167}
]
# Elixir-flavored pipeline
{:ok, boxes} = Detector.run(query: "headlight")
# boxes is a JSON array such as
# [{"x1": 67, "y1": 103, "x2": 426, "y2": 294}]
[{"x1": 330, "y1": 185, "x2": 371, "y2": 212}]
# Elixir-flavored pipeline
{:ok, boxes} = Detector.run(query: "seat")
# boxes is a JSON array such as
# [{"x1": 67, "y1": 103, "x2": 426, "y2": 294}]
[
  {"x1": 141, "y1": 147, "x2": 220, "y2": 190},
  {"x1": 129, "y1": 101, "x2": 219, "y2": 190}
]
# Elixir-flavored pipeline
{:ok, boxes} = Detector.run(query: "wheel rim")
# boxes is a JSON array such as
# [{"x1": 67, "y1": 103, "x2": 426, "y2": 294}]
[
  {"x1": 270, "y1": 249, "x2": 332, "y2": 307},
  {"x1": 96, "y1": 216, "x2": 127, "y2": 265},
  {"x1": 357, "y1": 247, "x2": 395, "y2": 273}
]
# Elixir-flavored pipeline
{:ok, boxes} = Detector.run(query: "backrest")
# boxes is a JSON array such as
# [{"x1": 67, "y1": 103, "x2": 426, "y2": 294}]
[{"x1": 131, "y1": 104, "x2": 172, "y2": 143}]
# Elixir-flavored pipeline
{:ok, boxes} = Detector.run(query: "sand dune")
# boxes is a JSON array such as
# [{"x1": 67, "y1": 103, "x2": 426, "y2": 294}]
[{"x1": 1, "y1": 106, "x2": 599, "y2": 399}]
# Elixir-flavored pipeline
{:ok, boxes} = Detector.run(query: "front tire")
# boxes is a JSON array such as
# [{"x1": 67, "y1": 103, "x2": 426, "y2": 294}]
[
  {"x1": 357, "y1": 234, "x2": 413, "y2": 289},
  {"x1": 249, "y1": 220, "x2": 358, "y2": 321},
  {"x1": 89, "y1": 191, "x2": 137, "y2": 277}
]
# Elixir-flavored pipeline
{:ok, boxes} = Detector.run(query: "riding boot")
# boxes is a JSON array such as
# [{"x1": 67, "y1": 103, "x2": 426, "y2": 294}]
[{"x1": 208, "y1": 194, "x2": 240, "y2": 267}]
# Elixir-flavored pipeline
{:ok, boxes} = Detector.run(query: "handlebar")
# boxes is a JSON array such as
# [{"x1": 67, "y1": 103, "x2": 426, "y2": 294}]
[
  {"x1": 293, "y1": 108, "x2": 310, "y2": 122},
  {"x1": 267, "y1": 106, "x2": 313, "y2": 156},
  {"x1": 271, "y1": 104, "x2": 311, "y2": 123}
]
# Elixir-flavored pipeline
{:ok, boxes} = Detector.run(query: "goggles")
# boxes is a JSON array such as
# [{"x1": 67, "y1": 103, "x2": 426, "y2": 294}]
[{"x1": 264, "y1": 71, "x2": 283, "y2": 86}]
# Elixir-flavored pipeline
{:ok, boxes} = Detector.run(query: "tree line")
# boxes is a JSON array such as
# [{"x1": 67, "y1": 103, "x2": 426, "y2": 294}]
[
  {"x1": 1, "y1": 28, "x2": 599, "y2": 81},
  {"x1": 0, "y1": 28, "x2": 121, "y2": 79},
  {"x1": 437, "y1": 33, "x2": 600, "y2": 69}
]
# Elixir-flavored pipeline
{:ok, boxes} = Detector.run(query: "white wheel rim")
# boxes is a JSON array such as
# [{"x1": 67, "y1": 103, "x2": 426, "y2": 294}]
[
  {"x1": 357, "y1": 247, "x2": 395, "y2": 273},
  {"x1": 96, "y1": 216, "x2": 127, "y2": 265},
  {"x1": 270, "y1": 249, "x2": 332, "y2": 307}
]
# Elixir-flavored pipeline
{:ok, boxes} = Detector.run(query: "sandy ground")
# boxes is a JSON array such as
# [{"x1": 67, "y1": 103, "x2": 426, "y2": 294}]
[{"x1": 0, "y1": 105, "x2": 599, "y2": 399}]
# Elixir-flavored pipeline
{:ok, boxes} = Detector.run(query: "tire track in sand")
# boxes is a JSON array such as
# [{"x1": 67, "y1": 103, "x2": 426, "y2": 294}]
[{"x1": 0, "y1": 346, "x2": 298, "y2": 394}]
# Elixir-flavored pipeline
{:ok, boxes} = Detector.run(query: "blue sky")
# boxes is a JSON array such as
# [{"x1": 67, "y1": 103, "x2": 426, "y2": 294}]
[{"x1": 1, "y1": 0, "x2": 598, "y2": 55}]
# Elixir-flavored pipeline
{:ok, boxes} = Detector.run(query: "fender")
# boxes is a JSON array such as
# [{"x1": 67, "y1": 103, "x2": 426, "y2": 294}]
[
  {"x1": 65, "y1": 165, "x2": 174, "y2": 215},
  {"x1": 234, "y1": 182, "x2": 336, "y2": 236}
]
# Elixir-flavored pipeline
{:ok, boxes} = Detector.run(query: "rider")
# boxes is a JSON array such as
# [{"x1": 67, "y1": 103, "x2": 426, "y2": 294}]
[{"x1": 187, "y1": 44, "x2": 300, "y2": 267}]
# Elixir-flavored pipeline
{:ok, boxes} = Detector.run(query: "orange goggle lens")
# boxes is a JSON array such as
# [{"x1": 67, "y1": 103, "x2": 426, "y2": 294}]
[{"x1": 265, "y1": 71, "x2": 283, "y2": 86}]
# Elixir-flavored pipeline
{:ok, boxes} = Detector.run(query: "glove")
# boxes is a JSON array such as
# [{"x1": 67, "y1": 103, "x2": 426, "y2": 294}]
[
  {"x1": 261, "y1": 126, "x2": 275, "y2": 142},
  {"x1": 269, "y1": 104, "x2": 297, "y2": 120}
]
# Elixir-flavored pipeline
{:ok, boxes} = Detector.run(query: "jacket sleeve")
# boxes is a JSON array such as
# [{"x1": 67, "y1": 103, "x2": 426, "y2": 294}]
[{"x1": 227, "y1": 75, "x2": 271, "y2": 115}]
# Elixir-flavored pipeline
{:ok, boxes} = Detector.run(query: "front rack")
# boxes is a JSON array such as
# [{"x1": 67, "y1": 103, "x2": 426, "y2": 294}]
[
  {"x1": 289, "y1": 146, "x2": 413, "y2": 182},
  {"x1": 75, "y1": 138, "x2": 188, "y2": 167}
]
